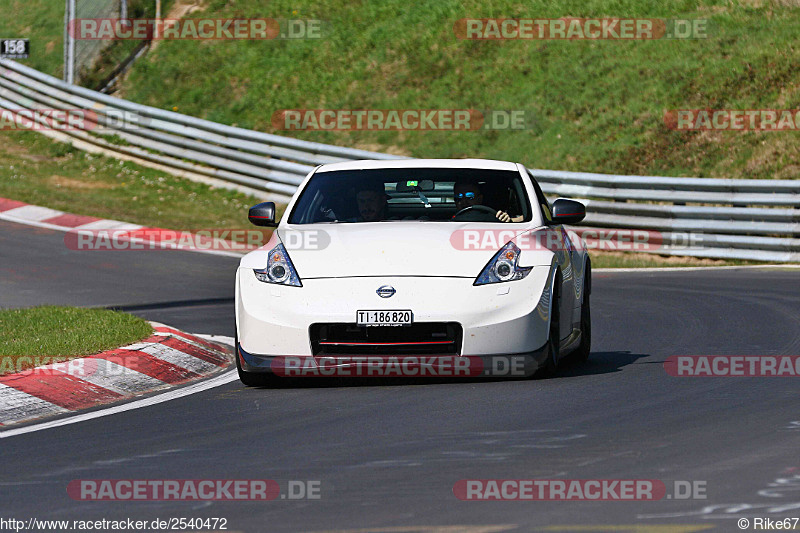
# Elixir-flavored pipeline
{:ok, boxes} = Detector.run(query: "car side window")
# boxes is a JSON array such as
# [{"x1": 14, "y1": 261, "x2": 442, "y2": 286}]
[{"x1": 527, "y1": 170, "x2": 552, "y2": 223}]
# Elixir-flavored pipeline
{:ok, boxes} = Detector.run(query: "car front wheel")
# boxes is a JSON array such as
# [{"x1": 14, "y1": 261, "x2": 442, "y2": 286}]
[
  {"x1": 536, "y1": 292, "x2": 560, "y2": 378},
  {"x1": 572, "y1": 270, "x2": 591, "y2": 363}
]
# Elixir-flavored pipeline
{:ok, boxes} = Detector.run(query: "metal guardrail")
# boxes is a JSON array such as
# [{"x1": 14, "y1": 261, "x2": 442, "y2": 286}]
[
  {"x1": 0, "y1": 59, "x2": 404, "y2": 202},
  {"x1": 1, "y1": 59, "x2": 798, "y2": 262}
]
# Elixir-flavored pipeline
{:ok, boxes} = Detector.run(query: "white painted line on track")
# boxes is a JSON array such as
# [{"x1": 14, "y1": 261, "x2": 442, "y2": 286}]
[
  {"x1": 0, "y1": 335, "x2": 238, "y2": 438},
  {"x1": 0, "y1": 369, "x2": 239, "y2": 439}
]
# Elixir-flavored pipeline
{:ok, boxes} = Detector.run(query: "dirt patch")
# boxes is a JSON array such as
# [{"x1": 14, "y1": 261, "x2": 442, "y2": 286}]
[
  {"x1": 168, "y1": 0, "x2": 205, "y2": 19},
  {"x1": 228, "y1": 77, "x2": 250, "y2": 103},
  {"x1": 111, "y1": 0, "x2": 207, "y2": 97},
  {"x1": 745, "y1": 136, "x2": 799, "y2": 176},
  {"x1": 148, "y1": 0, "x2": 207, "y2": 53},
  {"x1": 49, "y1": 175, "x2": 117, "y2": 190},
  {"x1": 0, "y1": 139, "x2": 51, "y2": 162}
]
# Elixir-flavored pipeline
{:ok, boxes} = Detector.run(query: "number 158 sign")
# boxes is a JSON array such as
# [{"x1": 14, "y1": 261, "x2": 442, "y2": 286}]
[{"x1": 1, "y1": 39, "x2": 30, "y2": 59}]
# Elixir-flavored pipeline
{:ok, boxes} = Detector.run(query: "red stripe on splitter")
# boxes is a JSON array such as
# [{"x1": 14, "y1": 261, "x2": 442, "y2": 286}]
[
  {"x1": 42, "y1": 213, "x2": 102, "y2": 228},
  {"x1": 318, "y1": 341, "x2": 454, "y2": 346},
  {"x1": 0, "y1": 198, "x2": 27, "y2": 212},
  {"x1": 159, "y1": 337, "x2": 229, "y2": 367},
  {"x1": 0, "y1": 371, "x2": 121, "y2": 410},
  {"x1": 91, "y1": 349, "x2": 202, "y2": 384}
]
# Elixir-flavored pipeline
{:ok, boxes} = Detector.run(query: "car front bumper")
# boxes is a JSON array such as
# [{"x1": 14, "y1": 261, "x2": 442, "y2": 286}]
[{"x1": 236, "y1": 266, "x2": 554, "y2": 372}]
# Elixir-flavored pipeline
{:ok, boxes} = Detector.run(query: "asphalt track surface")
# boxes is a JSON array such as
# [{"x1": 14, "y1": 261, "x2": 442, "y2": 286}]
[{"x1": 1, "y1": 218, "x2": 799, "y2": 532}]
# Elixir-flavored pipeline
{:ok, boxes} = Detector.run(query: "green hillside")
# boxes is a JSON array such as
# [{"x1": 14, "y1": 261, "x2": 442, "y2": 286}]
[
  {"x1": 0, "y1": 0, "x2": 171, "y2": 88},
  {"x1": 0, "y1": 0, "x2": 64, "y2": 77},
  {"x1": 2, "y1": 0, "x2": 799, "y2": 180},
  {"x1": 115, "y1": 0, "x2": 800, "y2": 179}
]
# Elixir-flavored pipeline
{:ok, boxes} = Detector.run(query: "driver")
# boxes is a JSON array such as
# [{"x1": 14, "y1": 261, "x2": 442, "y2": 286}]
[
  {"x1": 453, "y1": 180, "x2": 521, "y2": 222},
  {"x1": 355, "y1": 181, "x2": 388, "y2": 222}
]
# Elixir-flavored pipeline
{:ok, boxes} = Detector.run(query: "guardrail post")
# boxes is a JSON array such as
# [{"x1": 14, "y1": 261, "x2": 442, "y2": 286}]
[{"x1": 62, "y1": 0, "x2": 76, "y2": 84}]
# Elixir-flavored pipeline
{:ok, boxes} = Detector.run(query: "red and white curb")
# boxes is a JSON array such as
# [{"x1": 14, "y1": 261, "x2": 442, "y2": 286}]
[
  {"x1": 0, "y1": 323, "x2": 233, "y2": 427},
  {"x1": 0, "y1": 196, "x2": 144, "y2": 234},
  {"x1": 0, "y1": 197, "x2": 247, "y2": 258}
]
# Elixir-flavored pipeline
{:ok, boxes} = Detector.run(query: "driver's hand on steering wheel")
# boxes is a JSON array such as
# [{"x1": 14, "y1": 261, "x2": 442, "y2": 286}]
[{"x1": 496, "y1": 211, "x2": 524, "y2": 223}]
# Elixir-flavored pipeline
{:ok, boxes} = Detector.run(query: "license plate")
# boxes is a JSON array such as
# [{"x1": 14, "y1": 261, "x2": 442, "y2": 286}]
[{"x1": 356, "y1": 310, "x2": 413, "y2": 326}]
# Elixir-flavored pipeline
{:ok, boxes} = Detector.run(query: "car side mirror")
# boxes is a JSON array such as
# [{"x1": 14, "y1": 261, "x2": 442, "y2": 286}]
[
  {"x1": 550, "y1": 198, "x2": 585, "y2": 225},
  {"x1": 248, "y1": 202, "x2": 277, "y2": 227}
]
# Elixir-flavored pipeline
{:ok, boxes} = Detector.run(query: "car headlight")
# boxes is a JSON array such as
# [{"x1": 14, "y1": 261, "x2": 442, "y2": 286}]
[
  {"x1": 474, "y1": 242, "x2": 532, "y2": 286},
  {"x1": 254, "y1": 243, "x2": 302, "y2": 287}
]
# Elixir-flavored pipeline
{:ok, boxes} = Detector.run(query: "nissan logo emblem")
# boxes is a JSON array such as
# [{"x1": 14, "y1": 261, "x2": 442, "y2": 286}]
[{"x1": 376, "y1": 285, "x2": 396, "y2": 298}]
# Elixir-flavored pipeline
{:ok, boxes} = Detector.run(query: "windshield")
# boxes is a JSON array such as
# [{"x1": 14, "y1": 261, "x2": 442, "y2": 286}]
[{"x1": 287, "y1": 168, "x2": 532, "y2": 224}]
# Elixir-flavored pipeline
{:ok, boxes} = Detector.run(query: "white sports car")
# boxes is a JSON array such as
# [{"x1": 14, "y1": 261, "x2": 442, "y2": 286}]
[{"x1": 235, "y1": 159, "x2": 591, "y2": 385}]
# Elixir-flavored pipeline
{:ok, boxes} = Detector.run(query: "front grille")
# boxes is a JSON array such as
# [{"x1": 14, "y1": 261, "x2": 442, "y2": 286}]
[{"x1": 310, "y1": 322, "x2": 462, "y2": 356}]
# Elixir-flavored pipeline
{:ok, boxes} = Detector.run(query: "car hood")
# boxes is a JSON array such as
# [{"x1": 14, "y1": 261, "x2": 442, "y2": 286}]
[{"x1": 239, "y1": 222, "x2": 548, "y2": 278}]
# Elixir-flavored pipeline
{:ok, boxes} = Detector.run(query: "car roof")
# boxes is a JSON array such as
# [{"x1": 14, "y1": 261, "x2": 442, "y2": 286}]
[{"x1": 315, "y1": 158, "x2": 520, "y2": 173}]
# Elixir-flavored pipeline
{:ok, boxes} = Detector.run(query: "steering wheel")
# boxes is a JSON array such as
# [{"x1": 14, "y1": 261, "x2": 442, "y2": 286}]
[{"x1": 453, "y1": 205, "x2": 497, "y2": 222}]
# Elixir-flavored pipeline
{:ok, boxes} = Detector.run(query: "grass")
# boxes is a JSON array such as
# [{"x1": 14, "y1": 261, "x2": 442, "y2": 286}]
[
  {"x1": 77, "y1": 0, "x2": 176, "y2": 90},
  {"x1": 5, "y1": 0, "x2": 799, "y2": 178},
  {"x1": 0, "y1": 0, "x2": 174, "y2": 87},
  {"x1": 114, "y1": 0, "x2": 800, "y2": 179},
  {"x1": 0, "y1": 0, "x2": 64, "y2": 78},
  {"x1": 0, "y1": 306, "x2": 153, "y2": 375},
  {"x1": 0, "y1": 129, "x2": 282, "y2": 231}
]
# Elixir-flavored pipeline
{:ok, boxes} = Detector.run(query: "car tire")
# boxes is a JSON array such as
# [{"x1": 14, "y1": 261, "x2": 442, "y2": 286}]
[
  {"x1": 572, "y1": 271, "x2": 591, "y2": 363},
  {"x1": 536, "y1": 292, "x2": 560, "y2": 378}
]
